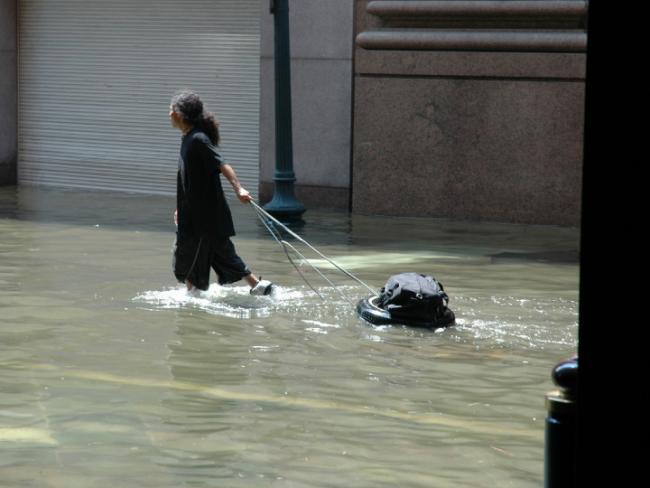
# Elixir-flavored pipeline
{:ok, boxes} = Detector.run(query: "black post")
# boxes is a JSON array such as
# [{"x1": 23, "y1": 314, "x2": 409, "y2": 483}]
[
  {"x1": 544, "y1": 356, "x2": 578, "y2": 488},
  {"x1": 264, "y1": 0, "x2": 305, "y2": 221}
]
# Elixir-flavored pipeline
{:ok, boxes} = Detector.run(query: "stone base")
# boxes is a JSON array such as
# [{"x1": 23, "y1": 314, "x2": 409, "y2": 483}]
[{"x1": 259, "y1": 182, "x2": 349, "y2": 211}]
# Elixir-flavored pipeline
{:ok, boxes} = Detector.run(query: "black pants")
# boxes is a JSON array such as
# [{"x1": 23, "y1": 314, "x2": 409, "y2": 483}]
[{"x1": 173, "y1": 234, "x2": 251, "y2": 291}]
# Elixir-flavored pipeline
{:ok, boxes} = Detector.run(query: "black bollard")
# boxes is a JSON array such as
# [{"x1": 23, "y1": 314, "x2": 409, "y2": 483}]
[{"x1": 544, "y1": 356, "x2": 578, "y2": 488}]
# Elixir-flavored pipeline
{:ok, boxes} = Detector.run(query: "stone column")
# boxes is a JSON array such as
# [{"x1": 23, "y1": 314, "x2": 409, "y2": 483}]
[{"x1": 260, "y1": 0, "x2": 354, "y2": 210}]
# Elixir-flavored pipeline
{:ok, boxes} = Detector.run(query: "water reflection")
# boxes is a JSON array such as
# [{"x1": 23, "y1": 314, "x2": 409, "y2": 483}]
[{"x1": 0, "y1": 185, "x2": 578, "y2": 487}]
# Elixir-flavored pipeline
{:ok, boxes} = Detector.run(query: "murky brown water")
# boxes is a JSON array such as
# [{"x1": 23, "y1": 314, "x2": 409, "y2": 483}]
[{"x1": 0, "y1": 186, "x2": 579, "y2": 487}]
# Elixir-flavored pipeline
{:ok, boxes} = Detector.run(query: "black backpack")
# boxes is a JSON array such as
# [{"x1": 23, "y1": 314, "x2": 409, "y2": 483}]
[{"x1": 377, "y1": 272, "x2": 453, "y2": 326}]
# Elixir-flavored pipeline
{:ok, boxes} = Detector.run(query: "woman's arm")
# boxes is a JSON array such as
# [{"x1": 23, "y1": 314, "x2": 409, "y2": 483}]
[{"x1": 220, "y1": 163, "x2": 252, "y2": 203}]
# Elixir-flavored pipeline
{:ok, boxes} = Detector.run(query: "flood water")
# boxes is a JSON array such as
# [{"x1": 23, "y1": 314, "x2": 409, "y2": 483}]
[{"x1": 0, "y1": 186, "x2": 579, "y2": 487}]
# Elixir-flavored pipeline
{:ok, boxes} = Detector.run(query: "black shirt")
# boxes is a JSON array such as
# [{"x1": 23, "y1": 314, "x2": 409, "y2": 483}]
[{"x1": 176, "y1": 128, "x2": 235, "y2": 239}]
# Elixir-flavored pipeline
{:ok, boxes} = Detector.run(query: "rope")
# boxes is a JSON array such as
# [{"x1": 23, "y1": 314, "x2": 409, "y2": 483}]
[
  {"x1": 279, "y1": 238, "x2": 353, "y2": 305},
  {"x1": 249, "y1": 200, "x2": 376, "y2": 299},
  {"x1": 252, "y1": 203, "x2": 325, "y2": 299}
]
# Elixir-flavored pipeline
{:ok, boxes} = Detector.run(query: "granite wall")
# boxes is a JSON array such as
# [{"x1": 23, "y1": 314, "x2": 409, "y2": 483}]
[
  {"x1": 0, "y1": 0, "x2": 17, "y2": 185},
  {"x1": 352, "y1": 0, "x2": 587, "y2": 225}
]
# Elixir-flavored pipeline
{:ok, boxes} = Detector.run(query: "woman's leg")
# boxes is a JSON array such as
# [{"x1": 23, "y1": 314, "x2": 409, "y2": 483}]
[
  {"x1": 243, "y1": 274, "x2": 259, "y2": 287},
  {"x1": 211, "y1": 239, "x2": 273, "y2": 295}
]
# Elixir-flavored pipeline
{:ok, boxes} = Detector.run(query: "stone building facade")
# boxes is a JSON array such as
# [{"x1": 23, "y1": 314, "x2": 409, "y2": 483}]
[{"x1": 1, "y1": 0, "x2": 587, "y2": 225}]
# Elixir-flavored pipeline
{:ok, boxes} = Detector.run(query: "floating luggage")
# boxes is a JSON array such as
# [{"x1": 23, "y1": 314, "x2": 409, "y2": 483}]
[{"x1": 356, "y1": 272, "x2": 455, "y2": 328}]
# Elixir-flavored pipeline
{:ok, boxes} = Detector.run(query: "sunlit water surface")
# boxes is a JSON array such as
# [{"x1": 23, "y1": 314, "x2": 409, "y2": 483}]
[{"x1": 0, "y1": 186, "x2": 579, "y2": 487}]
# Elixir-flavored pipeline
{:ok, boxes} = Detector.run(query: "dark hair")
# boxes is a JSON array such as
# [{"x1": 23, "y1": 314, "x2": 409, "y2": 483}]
[{"x1": 171, "y1": 90, "x2": 220, "y2": 145}]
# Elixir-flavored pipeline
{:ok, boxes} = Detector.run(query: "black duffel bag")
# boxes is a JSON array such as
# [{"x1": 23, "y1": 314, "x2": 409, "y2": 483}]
[{"x1": 376, "y1": 272, "x2": 454, "y2": 327}]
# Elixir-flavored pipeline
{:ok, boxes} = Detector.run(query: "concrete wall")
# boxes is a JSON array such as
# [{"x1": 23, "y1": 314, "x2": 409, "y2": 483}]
[
  {"x1": 352, "y1": 0, "x2": 587, "y2": 225},
  {"x1": 259, "y1": 0, "x2": 354, "y2": 210},
  {"x1": 0, "y1": 0, "x2": 17, "y2": 185}
]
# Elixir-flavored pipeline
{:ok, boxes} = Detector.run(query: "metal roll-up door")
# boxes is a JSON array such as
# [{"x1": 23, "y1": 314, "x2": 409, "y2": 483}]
[{"x1": 18, "y1": 0, "x2": 260, "y2": 196}]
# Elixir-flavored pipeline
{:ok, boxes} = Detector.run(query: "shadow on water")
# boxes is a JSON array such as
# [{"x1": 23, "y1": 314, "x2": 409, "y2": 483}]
[
  {"x1": 0, "y1": 185, "x2": 356, "y2": 246},
  {"x1": 489, "y1": 250, "x2": 580, "y2": 264},
  {"x1": 0, "y1": 185, "x2": 579, "y2": 262},
  {"x1": 0, "y1": 185, "x2": 177, "y2": 232}
]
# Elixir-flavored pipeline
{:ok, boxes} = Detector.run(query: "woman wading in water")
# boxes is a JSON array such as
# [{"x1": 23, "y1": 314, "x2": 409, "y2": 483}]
[{"x1": 169, "y1": 90, "x2": 273, "y2": 295}]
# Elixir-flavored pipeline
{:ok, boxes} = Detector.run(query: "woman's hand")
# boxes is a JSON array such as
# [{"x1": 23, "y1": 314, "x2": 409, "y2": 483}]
[
  {"x1": 174, "y1": 209, "x2": 178, "y2": 225},
  {"x1": 237, "y1": 187, "x2": 253, "y2": 204}
]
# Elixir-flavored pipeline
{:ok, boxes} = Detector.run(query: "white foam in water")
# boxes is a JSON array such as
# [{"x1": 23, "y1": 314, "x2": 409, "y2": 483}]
[
  {"x1": 134, "y1": 286, "x2": 577, "y2": 350},
  {"x1": 364, "y1": 334, "x2": 383, "y2": 342},
  {"x1": 133, "y1": 283, "x2": 359, "y2": 321},
  {"x1": 304, "y1": 327, "x2": 329, "y2": 334},
  {"x1": 135, "y1": 284, "x2": 279, "y2": 319},
  {"x1": 301, "y1": 320, "x2": 341, "y2": 329},
  {"x1": 300, "y1": 319, "x2": 342, "y2": 335},
  {"x1": 452, "y1": 295, "x2": 578, "y2": 349}
]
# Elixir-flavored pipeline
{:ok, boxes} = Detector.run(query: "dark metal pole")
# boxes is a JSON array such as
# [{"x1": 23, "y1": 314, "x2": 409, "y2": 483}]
[
  {"x1": 544, "y1": 356, "x2": 578, "y2": 488},
  {"x1": 264, "y1": 0, "x2": 305, "y2": 221}
]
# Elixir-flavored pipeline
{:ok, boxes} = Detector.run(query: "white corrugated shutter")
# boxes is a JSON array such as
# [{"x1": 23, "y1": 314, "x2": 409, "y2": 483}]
[{"x1": 18, "y1": 0, "x2": 260, "y2": 196}]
